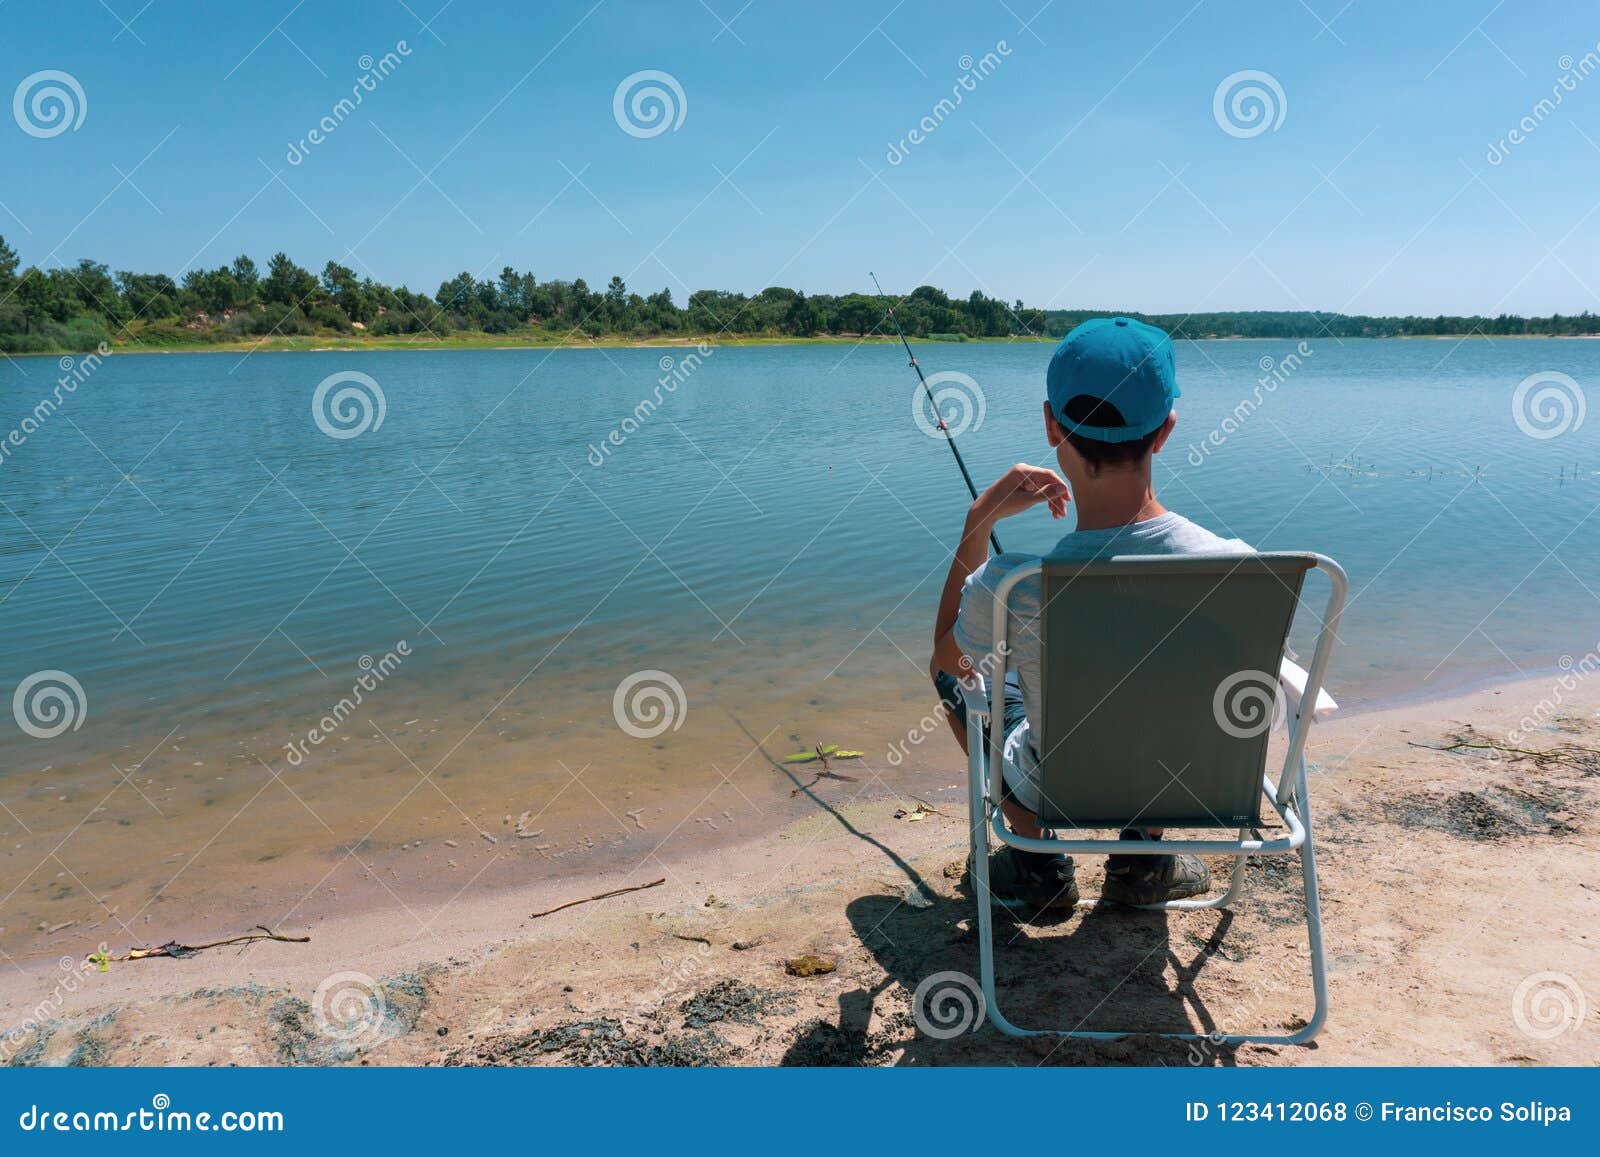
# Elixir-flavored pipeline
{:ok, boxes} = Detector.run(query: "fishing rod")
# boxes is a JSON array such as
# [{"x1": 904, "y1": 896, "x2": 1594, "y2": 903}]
[{"x1": 870, "y1": 272, "x2": 1003, "y2": 554}]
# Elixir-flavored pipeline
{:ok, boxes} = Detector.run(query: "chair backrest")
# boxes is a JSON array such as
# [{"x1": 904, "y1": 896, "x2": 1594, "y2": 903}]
[{"x1": 1019, "y1": 553, "x2": 1316, "y2": 829}]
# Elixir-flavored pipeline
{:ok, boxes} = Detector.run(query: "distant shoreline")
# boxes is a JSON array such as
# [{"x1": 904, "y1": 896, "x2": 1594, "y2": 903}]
[{"x1": 9, "y1": 330, "x2": 1600, "y2": 359}]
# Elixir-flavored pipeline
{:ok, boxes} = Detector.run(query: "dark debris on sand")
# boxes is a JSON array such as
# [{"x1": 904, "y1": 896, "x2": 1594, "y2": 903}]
[
  {"x1": 1384, "y1": 785, "x2": 1579, "y2": 841},
  {"x1": 679, "y1": 978, "x2": 793, "y2": 1029},
  {"x1": 1386, "y1": 724, "x2": 1589, "y2": 841},
  {"x1": 1242, "y1": 855, "x2": 1308, "y2": 925},
  {"x1": 450, "y1": 1016, "x2": 730, "y2": 1067},
  {"x1": 442, "y1": 979, "x2": 795, "y2": 1067}
]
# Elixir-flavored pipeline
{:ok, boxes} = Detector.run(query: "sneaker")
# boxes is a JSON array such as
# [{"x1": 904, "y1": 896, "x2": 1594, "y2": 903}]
[
  {"x1": 966, "y1": 846, "x2": 1080, "y2": 911},
  {"x1": 1102, "y1": 829, "x2": 1211, "y2": 906}
]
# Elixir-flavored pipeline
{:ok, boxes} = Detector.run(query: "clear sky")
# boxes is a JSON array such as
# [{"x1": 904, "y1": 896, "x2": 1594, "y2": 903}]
[{"x1": 5, "y1": 0, "x2": 1600, "y2": 315}]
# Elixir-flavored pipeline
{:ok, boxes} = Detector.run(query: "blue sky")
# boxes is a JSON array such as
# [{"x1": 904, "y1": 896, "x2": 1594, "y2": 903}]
[{"x1": 5, "y1": 0, "x2": 1600, "y2": 314}]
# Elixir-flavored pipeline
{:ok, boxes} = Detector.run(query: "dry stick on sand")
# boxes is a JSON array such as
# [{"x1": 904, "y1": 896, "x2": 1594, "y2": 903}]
[
  {"x1": 101, "y1": 925, "x2": 309, "y2": 962},
  {"x1": 529, "y1": 877, "x2": 666, "y2": 919},
  {"x1": 1407, "y1": 739, "x2": 1599, "y2": 770}
]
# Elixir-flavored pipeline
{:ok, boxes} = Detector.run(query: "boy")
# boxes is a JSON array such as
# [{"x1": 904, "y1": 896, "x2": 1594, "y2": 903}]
[{"x1": 931, "y1": 317, "x2": 1251, "y2": 911}]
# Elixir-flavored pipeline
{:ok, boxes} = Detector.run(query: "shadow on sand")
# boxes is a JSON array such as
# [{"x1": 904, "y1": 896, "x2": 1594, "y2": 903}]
[
  {"x1": 782, "y1": 879, "x2": 1244, "y2": 1066},
  {"x1": 728, "y1": 714, "x2": 1248, "y2": 1066}
]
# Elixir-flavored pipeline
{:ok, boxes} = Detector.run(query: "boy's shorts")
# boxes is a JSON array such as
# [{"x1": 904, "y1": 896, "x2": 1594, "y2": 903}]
[{"x1": 931, "y1": 669, "x2": 1031, "y2": 806}]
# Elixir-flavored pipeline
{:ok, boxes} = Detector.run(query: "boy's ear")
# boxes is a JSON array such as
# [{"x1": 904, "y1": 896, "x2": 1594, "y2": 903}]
[
  {"x1": 1042, "y1": 400, "x2": 1066, "y2": 447},
  {"x1": 1149, "y1": 410, "x2": 1178, "y2": 454}
]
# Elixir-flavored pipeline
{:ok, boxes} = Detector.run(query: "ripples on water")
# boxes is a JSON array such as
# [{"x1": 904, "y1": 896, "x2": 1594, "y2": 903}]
[
  {"x1": 4, "y1": 339, "x2": 1599, "y2": 755},
  {"x1": 0, "y1": 338, "x2": 1596, "y2": 939}
]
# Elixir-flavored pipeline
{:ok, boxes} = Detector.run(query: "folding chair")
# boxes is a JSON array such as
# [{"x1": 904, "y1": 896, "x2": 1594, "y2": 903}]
[{"x1": 961, "y1": 552, "x2": 1346, "y2": 1042}]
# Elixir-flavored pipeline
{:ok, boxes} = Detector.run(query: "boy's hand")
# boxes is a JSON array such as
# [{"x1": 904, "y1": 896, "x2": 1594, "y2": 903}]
[
  {"x1": 936, "y1": 462, "x2": 1069, "y2": 682},
  {"x1": 971, "y1": 463, "x2": 1071, "y2": 527}
]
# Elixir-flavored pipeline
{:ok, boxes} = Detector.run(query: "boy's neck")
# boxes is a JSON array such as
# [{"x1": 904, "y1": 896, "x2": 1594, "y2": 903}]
[{"x1": 1071, "y1": 470, "x2": 1167, "y2": 532}]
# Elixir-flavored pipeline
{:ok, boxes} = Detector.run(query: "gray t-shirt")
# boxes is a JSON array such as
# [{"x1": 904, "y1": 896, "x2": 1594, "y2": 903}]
[{"x1": 951, "y1": 511, "x2": 1252, "y2": 814}]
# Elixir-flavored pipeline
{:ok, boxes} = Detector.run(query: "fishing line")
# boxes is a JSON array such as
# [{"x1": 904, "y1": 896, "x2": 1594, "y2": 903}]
[{"x1": 870, "y1": 272, "x2": 1003, "y2": 555}]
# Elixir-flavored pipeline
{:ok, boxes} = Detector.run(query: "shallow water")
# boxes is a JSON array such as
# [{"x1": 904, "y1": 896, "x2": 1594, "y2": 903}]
[{"x1": 2, "y1": 337, "x2": 1596, "y2": 954}]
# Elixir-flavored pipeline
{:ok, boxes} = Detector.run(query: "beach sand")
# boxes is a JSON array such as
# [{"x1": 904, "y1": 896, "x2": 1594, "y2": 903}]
[{"x1": 2, "y1": 673, "x2": 1596, "y2": 1067}]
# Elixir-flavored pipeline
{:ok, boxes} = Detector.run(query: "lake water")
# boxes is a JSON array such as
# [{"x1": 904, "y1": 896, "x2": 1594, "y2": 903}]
[{"x1": 2, "y1": 337, "x2": 1597, "y2": 954}]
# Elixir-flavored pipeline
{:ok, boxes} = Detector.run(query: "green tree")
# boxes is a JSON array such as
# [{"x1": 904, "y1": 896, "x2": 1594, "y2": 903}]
[
  {"x1": 230, "y1": 255, "x2": 260, "y2": 304},
  {"x1": 320, "y1": 261, "x2": 370, "y2": 323},
  {"x1": 116, "y1": 270, "x2": 180, "y2": 319},
  {"x1": 784, "y1": 290, "x2": 819, "y2": 336},
  {"x1": 182, "y1": 266, "x2": 245, "y2": 315},
  {"x1": 17, "y1": 267, "x2": 72, "y2": 331},
  {"x1": 68, "y1": 259, "x2": 126, "y2": 321},
  {"x1": 262, "y1": 252, "x2": 318, "y2": 307},
  {"x1": 0, "y1": 235, "x2": 19, "y2": 297},
  {"x1": 498, "y1": 266, "x2": 534, "y2": 316}
]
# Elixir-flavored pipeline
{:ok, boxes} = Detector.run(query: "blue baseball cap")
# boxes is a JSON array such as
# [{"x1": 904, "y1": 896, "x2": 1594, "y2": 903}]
[{"x1": 1046, "y1": 316, "x2": 1179, "y2": 443}]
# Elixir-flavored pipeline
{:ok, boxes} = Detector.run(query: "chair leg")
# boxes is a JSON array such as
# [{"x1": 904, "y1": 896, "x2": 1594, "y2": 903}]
[
  {"x1": 1219, "y1": 827, "x2": 1251, "y2": 905},
  {"x1": 966, "y1": 741, "x2": 1011, "y2": 1034},
  {"x1": 969, "y1": 811, "x2": 1327, "y2": 1041},
  {"x1": 1286, "y1": 769, "x2": 1329, "y2": 1044},
  {"x1": 961, "y1": 747, "x2": 1326, "y2": 1041},
  {"x1": 969, "y1": 820, "x2": 1033, "y2": 1037}
]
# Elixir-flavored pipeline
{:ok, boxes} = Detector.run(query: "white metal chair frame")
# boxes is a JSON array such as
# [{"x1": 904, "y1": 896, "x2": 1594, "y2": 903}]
[{"x1": 963, "y1": 552, "x2": 1348, "y2": 1043}]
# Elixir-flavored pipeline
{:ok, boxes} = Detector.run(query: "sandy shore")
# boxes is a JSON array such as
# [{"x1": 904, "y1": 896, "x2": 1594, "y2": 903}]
[{"x1": 3, "y1": 672, "x2": 1597, "y2": 1067}]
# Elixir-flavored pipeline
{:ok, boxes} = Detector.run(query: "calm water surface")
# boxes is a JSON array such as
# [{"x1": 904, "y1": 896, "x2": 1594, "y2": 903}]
[
  {"x1": 5, "y1": 338, "x2": 1597, "y2": 729},
  {"x1": 1, "y1": 338, "x2": 1597, "y2": 952}
]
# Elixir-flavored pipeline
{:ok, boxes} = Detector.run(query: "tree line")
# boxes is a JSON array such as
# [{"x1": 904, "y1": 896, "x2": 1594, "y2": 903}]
[
  {"x1": 2, "y1": 235, "x2": 1596, "y2": 354},
  {"x1": 1046, "y1": 308, "x2": 1600, "y2": 340}
]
